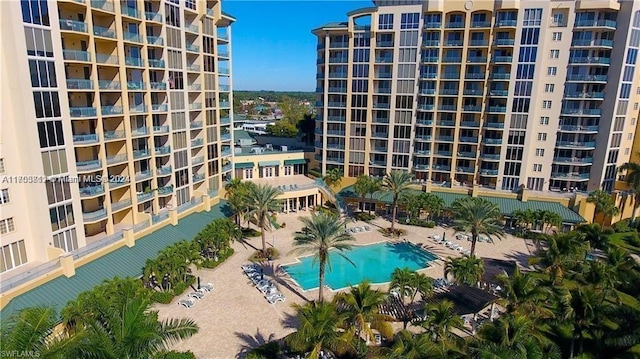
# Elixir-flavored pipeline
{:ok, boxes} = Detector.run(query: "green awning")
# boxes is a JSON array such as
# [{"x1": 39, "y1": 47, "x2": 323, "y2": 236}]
[
  {"x1": 284, "y1": 159, "x2": 307, "y2": 165},
  {"x1": 234, "y1": 162, "x2": 254, "y2": 169},
  {"x1": 258, "y1": 161, "x2": 280, "y2": 167}
]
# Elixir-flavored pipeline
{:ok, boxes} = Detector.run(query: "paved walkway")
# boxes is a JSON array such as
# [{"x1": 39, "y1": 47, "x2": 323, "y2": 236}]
[{"x1": 156, "y1": 212, "x2": 529, "y2": 359}]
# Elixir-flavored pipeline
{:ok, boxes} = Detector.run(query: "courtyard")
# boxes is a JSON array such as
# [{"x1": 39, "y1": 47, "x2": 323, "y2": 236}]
[{"x1": 155, "y1": 211, "x2": 532, "y2": 359}]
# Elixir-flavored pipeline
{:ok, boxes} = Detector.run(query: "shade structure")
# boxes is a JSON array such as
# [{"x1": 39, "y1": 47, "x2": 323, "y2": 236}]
[
  {"x1": 258, "y1": 160, "x2": 280, "y2": 167},
  {"x1": 234, "y1": 162, "x2": 254, "y2": 169},
  {"x1": 284, "y1": 159, "x2": 307, "y2": 165}
]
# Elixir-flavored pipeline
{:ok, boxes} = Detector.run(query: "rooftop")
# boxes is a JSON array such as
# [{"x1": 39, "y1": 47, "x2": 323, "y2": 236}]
[
  {"x1": 423, "y1": 285, "x2": 499, "y2": 315},
  {"x1": 1, "y1": 202, "x2": 231, "y2": 319},
  {"x1": 339, "y1": 186, "x2": 586, "y2": 224}
]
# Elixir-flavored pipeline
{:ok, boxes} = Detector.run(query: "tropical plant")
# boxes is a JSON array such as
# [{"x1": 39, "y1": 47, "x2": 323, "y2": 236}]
[
  {"x1": 389, "y1": 267, "x2": 433, "y2": 308},
  {"x1": 354, "y1": 175, "x2": 373, "y2": 213},
  {"x1": 333, "y1": 281, "x2": 394, "y2": 343},
  {"x1": 225, "y1": 178, "x2": 250, "y2": 226},
  {"x1": 528, "y1": 232, "x2": 588, "y2": 285},
  {"x1": 422, "y1": 193, "x2": 445, "y2": 221},
  {"x1": 577, "y1": 223, "x2": 610, "y2": 249},
  {"x1": 286, "y1": 301, "x2": 353, "y2": 359},
  {"x1": 419, "y1": 300, "x2": 464, "y2": 344},
  {"x1": 193, "y1": 218, "x2": 241, "y2": 259},
  {"x1": 323, "y1": 167, "x2": 344, "y2": 188},
  {"x1": 496, "y1": 266, "x2": 549, "y2": 315},
  {"x1": 450, "y1": 197, "x2": 504, "y2": 256},
  {"x1": 290, "y1": 212, "x2": 355, "y2": 301},
  {"x1": 444, "y1": 255, "x2": 485, "y2": 286},
  {"x1": 587, "y1": 189, "x2": 619, "y2": 225},
  {"x1": 511, "y1": 209, "x2": 537, "y2": 231},
  {"x1": 537, "y1": 210, "x2": 563, "y2": 234},
  {"x1": 244, "y1": 184, "x2": 282, "y2": 253},
  {"x1": 382, "y1": 170, "x2": 413, "y2": 237},
  {"x1": 384, "y1": 330, "x2": 444, "y2": 359},
  {"x1": 619, "y1": 161, "x2": 640, "y2": 224}
]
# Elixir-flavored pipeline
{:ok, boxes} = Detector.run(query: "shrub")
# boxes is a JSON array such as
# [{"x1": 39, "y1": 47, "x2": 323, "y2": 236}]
[
  {"x1": 246, "y1": 341, "x2": 281, "y2": 359},
  {"x1": 150, "y1": 275, "x2": 196, "y2": 304},
  {"x1": 405, "y1": 218, "x2": 435, "y2": 228},
  {"x1": 155, "y1": 351, "x2": 197, "y2": 359},
  {"x1": 308, "y1": 169, "x2": 322, "y2": 178},
  {"x1": 378, "y1": 228, "x2": 407, "y2": 237},
  {"x1": 150, "y1": 291, "x2": 174, "y2": 304},
  {"x1": 201, "y1": 247, "x2": 235, "y2": 269},
  {"x1": 603, "y1": 227, "x2": 615, "y2": 235},
  {"x1": 356, "y1": 212, "x2": 376, "y2": 221},
  {"x1": 242, "y1": 228, "x2": 262, "y2": 238},
  {"x1": 613, "y1": 219, "x2": 635, "y2": 233},
  {"x1": 249, "y1": 247, "x2": 280, "y2": 262},
  {"x1": 624, "y1": 231, "x2": 640, "y2": 247}
]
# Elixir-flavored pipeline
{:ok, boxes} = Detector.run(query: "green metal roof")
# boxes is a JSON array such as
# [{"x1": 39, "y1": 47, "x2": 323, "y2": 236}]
[
  {"x1": 234, "y1": 162, "x2": 254, "y2": 169},
  {"x1": 1, "y1": 201, "x2": 232, "y2": 319},
  {"x1": 233, "y1": 130, "x2": 255, "y2": 143},
  {"x1": 284, "y1": 159, "x2": 307, "y2": 165},
  {"x1": 339, "y1": 186, "x2": 585, "y2": 224},
  {"x1": 258, "y1": 160, "x2": 280, "y2": 167}
]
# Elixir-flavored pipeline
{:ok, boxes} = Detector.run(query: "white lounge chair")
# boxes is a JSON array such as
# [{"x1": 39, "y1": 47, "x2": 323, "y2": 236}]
[
  {"x1": 187, "y1": 292, "x2": 205, "y2": 300},
  {"x1": 266, "y1": 292, "x2": 285, "y2": 304},
  {"x1": 200, "y1": 283, "x2": 213, "y2": 292},
  {"x1": 178, "y1": 298, "x2": 196, "y2": 308}
]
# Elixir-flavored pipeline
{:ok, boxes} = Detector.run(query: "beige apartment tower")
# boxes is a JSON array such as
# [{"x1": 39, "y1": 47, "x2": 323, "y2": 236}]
[
  {"x1": 0, "y1": 0, "x2": 234, "y2": 277},
  {"x1": 313, "y1": 0, "x2": 640, "y2": 194}
]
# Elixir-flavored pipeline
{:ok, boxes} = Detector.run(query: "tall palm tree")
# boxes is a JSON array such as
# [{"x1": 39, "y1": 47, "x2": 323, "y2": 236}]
[
  {"x1": 444, "y1": 255, "x2": 485, "y2": 286},
  {"x1": 619, "y1": 161, "x2": 640, "y2": 223},
  {"x1": 577, "y1": 223, "x2": 610, "y2": 249},
  {"x1": 556, "y1": 287, "x2": 609, "y2": 358},
  {"x1": 383, "y1": 170, "x2": 413, "y2": 237},
  {"x1": 225, "y1": 179, "x2": 251, "y2": 226},
  {"x1": 354, "y1": 174, "x2": 372, "y2": 212},
  {"x1": 496, "y1": 267, "x2": 549, "y2": 315},
  {"x1": 1, "y1": 306, "x2": 81, "y2": 358},
  {"x1": 286, "y1": 301, "x2": 353, "y2": 359},
  {"x1": 323, "y1": 167, "x2": 344, "y2": 188},
  {"x1": 419, "y1": 300, "x2": 464, "y2": 344},
  {"x1": 290, "y1": 212, "x2": 355, "y2": 301},
  {"x1": 587, "y1": 189, "x2": 619, "y2": 225},
  {"x1": 333, "y1": 281, "x2": 395, "y2": 343},
  {"x1": 537, "y1": 210, "x2": 563, "y2": 234},
  {"x1": 384, "y1": 331, "x2": 444, "y2": 359},
  {"x1": 528, "y1": 232, "x2": 588, "y2": 285},
  {"x1": 451, "y1": 197, "x2": 504, "y2": 256},
  {"x1": 389, "y1": 267, "x2": 414, "y2": 303},
  {"x1": 244, "y1": 184, "x2": 282, "y2": 253}
]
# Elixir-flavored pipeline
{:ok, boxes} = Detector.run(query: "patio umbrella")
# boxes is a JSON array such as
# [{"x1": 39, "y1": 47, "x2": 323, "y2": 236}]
[
  {"x1": 442, "y1": 232, "x2": 446, "y2": 242},
  {"x1": 197, "y1": 276, "x2": 201, "y2": 289}
]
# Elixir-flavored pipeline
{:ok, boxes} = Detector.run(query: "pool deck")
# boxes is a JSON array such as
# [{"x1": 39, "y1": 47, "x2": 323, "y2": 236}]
[{"x1": 155, "y1": 212, "x2": 532, "y2": 359}]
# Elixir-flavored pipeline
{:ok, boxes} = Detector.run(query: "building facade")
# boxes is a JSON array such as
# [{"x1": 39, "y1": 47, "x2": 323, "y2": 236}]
[
  {"x1": 313, "y1": 0, "x2": 640, "y2": 195},
  {"x1": 0, "y1": 0, "x2": 234, "y2": 275}
]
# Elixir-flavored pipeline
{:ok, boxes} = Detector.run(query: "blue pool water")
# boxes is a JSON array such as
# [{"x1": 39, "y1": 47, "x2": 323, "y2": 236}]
[{"x1": 283, "y1": 242, "x2": 438, "y2": 291}]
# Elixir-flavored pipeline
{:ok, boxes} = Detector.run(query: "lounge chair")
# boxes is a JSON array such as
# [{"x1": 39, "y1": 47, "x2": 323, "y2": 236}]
[
  {"x1": 178, "y1": 298, "x2": 196, "y2": 308},
  {"x1": 364, "y1": 225, "x2": 371, "y2": 231},
  {"x1": 200, "y1": 283, "x2": 213, "y2": 292},
  {"x1": 257, "y1": 281, "x2": 275, "y2": 293},
  {"x1": 266, "y1": 292, "x2": 285, "y2": 304},
  {"x1": 187, "y1": 292, "x2": 205, "y2": 300},
  {"x1": 242, "y1": 264, "x2": 259, "y2": 272},
  {"x1": 263, "y1": 286, "x2": 280, "y2": 296}
]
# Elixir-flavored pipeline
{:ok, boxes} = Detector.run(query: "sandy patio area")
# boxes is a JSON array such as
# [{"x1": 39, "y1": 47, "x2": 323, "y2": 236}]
[{"x1": 155, "y1": 211, "x2": 531, "y2": 359}]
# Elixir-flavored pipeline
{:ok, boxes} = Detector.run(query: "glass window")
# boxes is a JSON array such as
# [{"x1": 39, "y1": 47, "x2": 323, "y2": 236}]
[
  {"x1": 378, "y1": 14, "x2": 394, "y2": 30},
  {"x1": 523, "y1": 8, "x2": 542, "y2": 27},
  {"x1": 400, "y1": 13, "x2": 419, "y2": 29}
]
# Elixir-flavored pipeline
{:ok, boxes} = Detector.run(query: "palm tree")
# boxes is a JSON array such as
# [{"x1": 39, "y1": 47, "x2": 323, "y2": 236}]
[
  {"x1": 286, "y1": 301, "x2": 353, "y2": 359},
  {"x1": 225, "y1": 178, "x2": 248, "y2": 226},
  {"x1": 619, "y1": 161, "x2": 640, "y2": 223},
  {"x1": 323, "y1": 167, "x2": 344, "y2": 188},
  {"x1": 389, "y1": 267, "x2": 414, "y2": 303},
  {"x1": 577, "y1": 223, "x2": 610, "y2": 249},
  {"x1": 1, "y1": 306, "x2": 80, "y2": 358},
  {"x1": 444, "y1": 255, "x2": 484, "y2": 286},
  {"x1": 528, "y1": 232, "x2": 588, "y2": 285},
  {"x1": 537, "y1": 210, "x2": 563, "y2": 234},
  {"x1": 383, "y1": 170, "x2": 413, "y2": 237},
  {"x1": 333, "y1": 281, "x2": 394, "y2": 343},
  {"x1": 587, "y1": 189, "x2": 619, "y2": 225},
  {"x1": 354, "y1": 174, "x2": 371, "y2": 212},
  {"x1": 511, "y1": 209, "x2": 536, "y2": 231},
  {"x1": 244, "y1": 184, "x2": 282, "y2": 253},
  {"x1": 420, "y1": 300, "x2": 464, "y2": 344},
  {"x1": 384, "y1": 331, "x2": 443, "y2": 359},
  {"x1": 496, "y1": 267, "x2": 549, "y2": 315},
  {"x1": 450, "y1": 197, "x2": 504, "y2": 256},
  {"x1": 290, "y1": 212, "x2": 355, "y2": 301},
  {"x1": 556, "y1": 287, "x2": 609, "y2": 358},
  {"x1": 367, "y1": 177, "x2": 382, "y2": 215}
]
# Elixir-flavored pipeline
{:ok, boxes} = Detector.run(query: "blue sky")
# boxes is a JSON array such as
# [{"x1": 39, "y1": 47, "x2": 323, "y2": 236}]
[{"x1": 225, "y1": 0, "x2": 372, "y2": 91}]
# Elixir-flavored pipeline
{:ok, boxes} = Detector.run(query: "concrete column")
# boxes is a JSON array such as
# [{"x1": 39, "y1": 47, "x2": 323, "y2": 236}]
[
  {"x1": 202, "y1": 194, "x2": 211, "y2": 211},
  {"x1": 471, "y1": 184, "x2": 480, "y2": 197},
  {"x1": 425, "y1": 180, "x2": 433, "y2": 193},
  {"x1": 169, "y1": 208, "x2": 178, "y2": 226},
  {"x1": 123, "y1": 228, "x2": 135, "y2": 248},
  {"x1": 60, "y1": 253, "x2": 75, "y2": 278}
]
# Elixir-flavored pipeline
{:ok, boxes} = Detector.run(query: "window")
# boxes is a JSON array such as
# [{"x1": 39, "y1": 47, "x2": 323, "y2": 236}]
[
  {"x1": 535, "y1": 149, "x2": 545, "y2": 156},
  {"x1": 625, "y1": 148, "x2": 630, "y2": 155},
  {"x1": 542, "y1": 100, "x2": 552, "y2": 109},
  {"x1": 552, "y1": 32, "x2": 562, "y2": 41},
  {"x1": 523, "y1": 8, "x2": 542, "y2": 27},
  {"x1": 32, "y1": 91, "x2": 61, "y2": 118},
  {"x1": 378, "y1": 14, "x2": 394, "y2": 30},
  {"x1": 520, "y1": 28, "x2": 540, "y2": 45},
  {"x1": 518, "y1": 47, "x2": 538, "y2": 62},
  {"x1": 20, "y1": 0, "x2": 49, "y2": 25},
  {"x1": 49, "y1": 204, "x2": 74, "y2": 231},
  {"x1": 400, "y1": 13, "x2": 419, "y2": 29},
  {"x1": 0, "y1": 189, "x2": 9, "y2": 205},
  {"x1": 514, "y1": 81, "x2": 533, "y2": 96},
  {"x1": 516, "y1": 64, "x2": 535, "y2": 79},
  {"x1": 544, "y1": 84, "x2": 555, "y2": 93},
  {"x1": 550, "y1": 49, "x2": 560, "y2": 58},
  {"x1": 352, "y1": 49, "x2": 370, "y2": 63},
  {"x1": 628, "y1": 133, "x2": 634, "y2": 140},
  {"x1": 537, "y1": 133, "x2": 547, "y2": 141},
  {"x1": 0, "y1": 218, "x2": 15, "y2": 235},
  {"x1": 623, "y1": 66, "x2": 635, "y2": 82},
  {"x1": 620, "y1": 84, "x2": 632, "y2": 99},
  {"x1": 24, "y1": 27, "x2": 54, "y2": 57},
  {"x1": 164, "y1": 3, "x2": 180, "y2": 27},
  {"x1": 46, "y1": 180, "x2": 71, "y2": 204},
  {"x1": 244, "y1": 168, "x2": 253, "y2": 179},
  {"x1": 37, "y1": 121, "x2": 65, "y2": 148},
  {"x1": 552, "y1": 13, "x2": 565, "y2": 26},
  {"x1": 540, "y1": 116, "x2": 549, "y2": 125},
  {"x1": 53, "y1": 228, "x2": 78, "y2": 252},
  {"x1": 262, "y1": 166, "x2": 275, "y2": 178},
  {"x1": 28, "y1": 60, "x2": 57, "y2": 88},
  {"x1": 41, "y1": 149, "x2": 68, "y2": 176},
  {"x1": 533, "y1": 164, "x2": 542, "y2": 172},
  {"x1": 547, "y1": 67, "x2": 557, "y2": 76},
  {"x1": 627, "y1": 48, "x2": 638, "y2": 65},
  {"x1": 284, "y1": 166, "x2": 293, "y2": 176},
  {"x1": 0, "y1": 240, "x2": 28, "y2": 272},
  {"x1": 0, "y1": 159, "x2": 4, "y2": 173},
  {"x1": 399, "y1": 31, "x2": 418, "y2": 46}
]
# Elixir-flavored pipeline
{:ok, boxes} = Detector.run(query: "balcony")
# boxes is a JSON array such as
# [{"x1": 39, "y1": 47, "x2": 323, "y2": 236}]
[
  {"x1": 80, "y1": 185, "x2": 104, "y2": 197},
  {"x1": 463, "y1": 105, "x2": 482, "y2": 112},
  {"x1": 435, "y1": 151, "x2": 452, "y2": 157},
  {"x1": 221, "y1": 133, "x2": 232, "y2": 141},
  {"x1": 127, "y1": 81, "x2": 145, "y2": 90},
  {"x1": 566, "y1": 74, "x2": 607, "y2": 82},
  {"x1": 328, "y1": 87, "x2": 346, "y2": 93},
  {"x1": 125, "y1": 57, "x2": 144, "y2": 67},
  {"x1": 441, "y1": 73, "x2": 460, "y2": 79},
  {"x1": 63, "y1": 50, "x2": 91, "y2": 62},
  {"x1": 551, "y1": 172, "x2": 590, "y2": 180},
  {"x1": 486, "y1": 106, "x2": 507, "y2": 113},
  {"x1": 480, "y1": 153, "x2": 500, "y2": 160},
  {"x1": 152, "y1": 104, "x2": 168, "y2": 112},
  {"x1": 155, "y1": 146, "x2": 171, "y2": 155},
  {"x1": 373, "y1": 103, "x2": 390, "y2": 109},
  {"x1": 443, "y1": 56, "x2": 462, "y2": 63},
  {"x1": 73, "y1": 134, "x2": 99, "y2": 144},
  {"x1": 446, "y1": 22, "x2": 465, "y2": 29},
  {"x1": 70, "y1": 107, "x2": 97, "y2": 118},
  {"x1": 96, "y1": 54, "x2": 118, "y2": 65},
  {"x1": 556, "y1": 141, "x2": 596, "y2": 148},
  {"x1": 221, "y1": 148, "x2": 232, "y2": 156},
  {"x1": 153, "y1": 125, "x2": 169, "y2": 133},
  {"x1": 327, "y1": 116, "x2": 346, "y2": 122},
  {"x1": 137, "y1": 192, "x2": 154, "y2": 202},
  {"x1": 419, "y1": 89, "x2": 436, "y2": 95},
  {"x1": 131, "y1": 127, "x2": 148, "y2": 137},
  {"x1": 76, "y1": 160, "x2": 101, "y2": 171},
  {"x1": 129, "y1": 104, "x2": 147, "y2": 113},
  {"x1": 101, "y1": 106, "x2": 123, "y2": 116},
  {"x1": 187, "y1": 24, "x2": 199, "y2": 33},
  {"x1": 438, "y1": 105, "x2": 456, "y2": 111},
  {"x1": 414, "y1": 150, "x2": 431, "y2": 156},
  {"x1": 67, "y1": 79, "x2": 93, "y2": 90},
  {"x1": 467, "y1": 56, "x2": 487, "y2": 63},
  {"x1": 145, "y1": 11, "x2": 162, "y2": 22},
  {"x1": 133, "y1": 149, "x2": 150, "y2": 159},
  {"x1": 106, "y1": 154, "x2": 127, "y2": 165},
  {"x1": 558, "y1": 125, "x2": 599, "y2": 132},
  {"x1": 59, "y1": 19, "x2": 88, "y2": 33},
  {"x1": 193, "y1": 173, "x2": 206, "y2": 182},
  {"x1": 460, "y1": 121, "x2": 479, "y2": 127},
  {"x1": 488, "y1": 90, "x2": 508, "y2": 97},
  {"x1": 484, "y1": 122, "x2": 504, "y2": 129},
  {"x1": 422, "y1": 40, "x2": 440, "y2": 47},
  {"x1": 112, "y1": 199, "x2": 132, "y2": 211},
  {"x1": 190, "y1": 121, "x2": 203, "y2": 129},
  {"x1": 83, "y1": 208, "x2": 107, "y2": 222},
  {"x1": 457, "y1": 152, "x2": 476, "y2": 159},
  {"x1": 444, "y1": 40, "x2": 464, "y2": 47},
  {"x1": 193, "y1": 156, "x2": 205, "y2": 165},
  {"x1": 157, "y1": 166, "x2": 173, "y2": 175},
  {"x1": 459, "y1": 136, "x2": 479, "y2": 143},
  {"x1": 376, "y1": 41, "x2": 394, "y2": 47},
  {"x1": 222, "y1": 163, "x2": 232, "y2": 172},
  {"x1": 493, "y1": 39, "x2": 515, "y2": 46},
  {"x1": 328, "y1": 72, "x2": 348, "y2": 79},
  {"x1": 568, "y1": 57, "x2": 610, "y2": 65},
  {"x1": 328, "y1": 102, "x2": 347, "y2": 108},
  {"x1": 471, "y1": 21, "x2": 491, "y2": 28},
  {"x1": 492, "y1": 56, "x2": 513, "y2": 63},
  {"x1": 438, "y1": 120, "x2": 455, "y2": 126},
  {"x1": 574, "y1": 19, "x2": 617, "y2": 29},
  {"x1": 91, "y1": 0, "x2": 114, "y2": 12},
  {"x1": 371, "y1": 132, "x2": 389, "y2": 139},
  {"x1": 560, "y1": 108, "x2": 602, "y2": 116},
  {"x1": 135, "y1": 170, "x2": 152, "y2": 181},
  {"x1": 469, "y1": 40, "x2": 489, "y2": 47},
  {"x1": 421, "y1": 57, "x2": 439, "y2": 63},
  {"x1": 327, "y1": 143, "x2": 345, "y2": 150},
  {"x1": 465, "y1": 73, "x2": 485, "y2": 80},
  {"x1": 553, "y1": 157, "x2": 594, "y2": 164},
  {"x1": 489, "y1": 73, "x2": 510, "y2": 80},
  {"x1": 219, "y1": 85, "x2": 230, "y2": 92},
  {"x1": 456, "y1": 167, "x2": 475, "y2": 173},
  {"x1": 186, "y1": 44, "x2": 200, "y2": 52},
  {"x1": 439, "y1": 89, "x2": 458, "y2": 96},
  {"x1": 123, "y1": 31, "x2": 142, "y2": 43},
  {"x1": 147, "y1": 36, "x2": 164, "y2": 46},
  {"x1": 104, "y1": 130, "x2": 125, "y2": 140},
  {"x1": 219, "y1": 101, "x2": 231, "y2": 108},
  {"x1": 564, "y1": 92, "x2": 605, "y2": 99},
  {"x1": 188, "y1": 64, "x2": 200, "y2": 72},
  {"x1": 158, "y1": 185, "x2": 174, "y2": 195},
  {"x1": 220, "y1": 116, "x2": 231, "y2": 124},
  {"x1": 415, "y1": 134, "x2": 432, "y2": 141},
  {"x1": 495, "y1": 20, "x2": 517, "y2": 27},
  {"x1": 121, "y1": 6, "x2": 141, "y2": 18},
  {"x1": 93, "y1": 25, "x2": 116, "y2": 38},
  {"x1": 424, "y1": 21, "x2": 441, "y2": 29},
  {"x1": 432, "y1": 165, "x2": 451, "y2": 171},
  {"x1": 325, "y1": 130, "x2": 346, "y2": 136},
  {"x1": 571, "y1": 39, "x2": 614, "y2": 48},
  {"x1": 480, "y1": 169, "x2": 499, "y2": 176},
  {"x1": 437, "y1": 136, "x2": 454, "y2": 142},
  {"x1": 191, "y1": 138, "x2": 204, "y2": 147},
  {"x1": 421, "y1": 72, "x2": 438, "y2": 79},
  {"x1": 464, "y1": 89, "x2": 484, "y2": 96},
  {"x1": 482, "y1": 138, "x2": 503, "y2": 145},
  {"x1": 98, "y1": 80, "x2": 121, "y2": 90}
]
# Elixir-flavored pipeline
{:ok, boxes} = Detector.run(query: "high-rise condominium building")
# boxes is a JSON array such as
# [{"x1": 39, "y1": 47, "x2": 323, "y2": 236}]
[
  {"x1": 0, "y1": 0, "x2": 234, "y2": 274},
  {"x1": 313, "y1": 0, "x2": 640, "y2": 194}
]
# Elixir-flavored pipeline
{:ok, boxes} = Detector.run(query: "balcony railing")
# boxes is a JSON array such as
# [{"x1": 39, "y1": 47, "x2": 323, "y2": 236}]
[
  {"x1": 67, "y1": 79, "x2": 93, "y2": 90},
  {"x1": 492, "y1": 56, "x2": 513, "y2": 63},
  {"x1": 193, "y1": 173, "x2": 206, "y2": 182},
  {"x1": 83, "y1": 208, "x2": 107, "y2": 222},
  {"x1": 471, "y1": 21, "x2": 491, "y2": 28},
  {"x1": 556, "y1": 141, "x2": 596, "y2": 148},
  {"x1": 484, "y1": 122, "x2": 504, "y2": 129},
  {"x1": 157, "y1": 185, "x2": 174, "y2": 195},
  {"x1": 137, "y1": 192, "x2": 154, "y2": 202},
  {"x1": 560, "y1": 108, "x2": 602, "y2": 116},
  {"x1": 149, "y1": 82, "x2": 166, "y2": 91},
  {"x1": 122, "y1": 6, "x2": 141, "y2": 18},
  {"x1": 70, "y1": 107, "x2": 97, "y2": 118},
  {"x1": 480, "y1": 169, "x2": 499, "y2": 176},
  {"x1": 73, "y1": 134, "x2": 99, "y2": 144},
  {"x1": 551, "y1": 172, "x2": 590, "y2": 179},
  {"x1": 221, "y1": 133, "x2": 232, "y2": 140},
  {"x1": 558, "y1": 125, "x2": 599, "y2": 132},
  {"x1": 423, "y1": 21, "x2": 441, "y2": 29},
  {"x1": 219, "y1": 101, "x2": 230, "y2": 108},
  {"x1": 467, "y1": 56, "x2": 487, "y2": 63},
  {"x1": 93, "y1": 25, "x2": 116, "y2": 38},
  {"x1": 193, "y1": 156, "x2": 205, "y2": 165},
  {"x1": 458, "y1": 152, "x2": 476, "y2": 158},
  {"x1": 191, "y1": 139, "x2": 204, "y2": 147},
  {"x1": 439, "y1": 89, "x2": 458, "y2": 95},
  {"x1": 553, "y1": 157, "x2": 594, "y2": 164},
  {"x1": 96, "y1": 54, "x2": 118, "y2": 64},
  {"x1": 129, "y1": 105, "x2": 147, "y2": 113},
  {"x1": 190, "y1": 121, "x2": 203, "y2": 129},
  {"x1": 147, "y1": 35, "x2": 164, "y2": 46},
  {"x1": 123, "y1": 31, "x2": 142, "y2": 43},
  {"x1": 91, "y1": 0, "x2": 114, "y2": 12},
  {"x1": 63, "y1": 50, "x2": 91, "y2": 62},
  {"x1": 486, "y1": 106, "x2": 507, "y2": 113},
  {"x1": 564, "y1": 92, "x2": 605, "y2": 99},
  {"x1": 76, "y1": 160, "x2": 101, "y2": 171},
  {"x1": 422, "y1": 40, "x2": 440, "y2": 47},
  {"x1": 101, "y1": 106, "x2": 123, "y2": 116},
  {"x1": 80, "y1": 185, "x2": 105, "y2": 197},
  {"x1": 104, "y1": 130, "x2": 125, "y2": 140},
  {"x1": 480, "y1": 153, "x2": 500, "y2": 160},
  {"x1": 459, "y1": 136, "x2": 479, "y2": 143},
  {"x1": 569, "y1": 57, "x2": 611, "y2": 64},
  {"x1": 133, "y1": 149, "x2": 150, "y2": 159},
  {"x1": 147, "y1": 59, "x2": 165, "y2": 68},
  {"x1": 106, "y1": 154, "x2": 127, "y2": 165},
  {"x1": 186, "y1": 44, "x2": 200, "y2": 52},
  {"x1": 575, "y1": 19, "x2": 617, "y2": 28},
  {"x1": 112, "y1": 199, "x2": 132, "y2": 211},
  {"x1": 489, "y1": 73, "x2": 510, "y2": 80},
  {"x1": 152, "y1": 104, "x2": 168, "y2": 112},
  {"x1": 438, "y1": 120, "x2": 455, "y2": 126},
  {"x1": 483, "y1": 138, "x2": 503, "y2": 145},
  {"x1": 494, "y1": 38, "x2": 515, "y2": 46},
  {"x1": 155, "y1": 146, "x2": 171, "y2": 155},
  {"x1": 157, "y1": 166, "x2": 172, "y2": 175},
  {"x1": 437, "y1": 136, "x2": 454, "y2": 142},
  {"x1": 145, "y1": 11, "x2": 162, "y2": 22},
  {"x1": 135, "y1": 170, "x2": 152, "y2": 180},
  {"x1": 566, "y1": 74, "x2": 607, "y2": 82},
  {"x1": 456, "y1": 167, "x2": 475, "y2": 173},
  {"x1": 59, "y1": 19, "x2": 88, "y2": 33},
  {"x1": 98, "y1": 80, "x2": 121, "y2": 90},
  {"x1": 446, "y1": 22, "x2": 465, "y2": 28}
]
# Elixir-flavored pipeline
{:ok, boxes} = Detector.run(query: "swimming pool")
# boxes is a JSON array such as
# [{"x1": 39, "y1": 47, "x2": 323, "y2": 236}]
[{"x1": 282, "y1": 242, "x2": 438, "y2": 291}]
